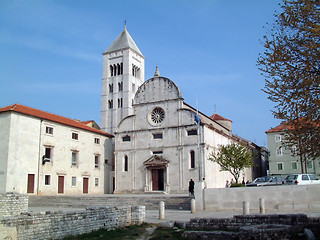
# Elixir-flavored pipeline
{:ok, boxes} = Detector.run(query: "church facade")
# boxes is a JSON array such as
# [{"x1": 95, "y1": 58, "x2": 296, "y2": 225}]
[{"x1": 101, "y1": 27, "x2": 253, "y2": 194}]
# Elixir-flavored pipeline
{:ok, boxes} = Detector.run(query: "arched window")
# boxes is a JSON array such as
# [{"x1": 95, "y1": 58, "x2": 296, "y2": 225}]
[
  {"x1": 110, "y1": 65, "x2": 113, "y2": 76},
  {"x1": 108, "y1": 100, "x2": 113, "y2": 109},
  {"x1": 124, "y1": 155, "x2": 128, "y2": 172},
  {"x1": 120, "y1": 62, "x2": 123, "y2": 75},
  {"x1": 190, "y1": 150, "x2": 195, "y2": 169},
  {"x1": 109, "y1": 84, "x2": 113, "y2": 93},
  {"x1": 117, "y1": 63, "x2": 121, "y2": 75},
  {"x1": 113, "y1": 64, "x2": 117, "y2": 76}
]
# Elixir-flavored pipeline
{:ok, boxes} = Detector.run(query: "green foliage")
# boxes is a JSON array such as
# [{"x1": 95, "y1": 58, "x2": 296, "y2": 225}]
[
  {"x1": 208, "y1": 142, "x2": 254, "y2": 183},
  {"x1": 258, "y1": 0, "x2": 320, "y2": 169},
  {"x1": 230, "y1": 183, "x2": 246, "y2": 188}
]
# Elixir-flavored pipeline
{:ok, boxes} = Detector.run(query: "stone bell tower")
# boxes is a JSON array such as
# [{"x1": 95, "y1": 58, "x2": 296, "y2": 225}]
[{"x1": 101, "y1": 25, "x2": 145, "y2": 134}]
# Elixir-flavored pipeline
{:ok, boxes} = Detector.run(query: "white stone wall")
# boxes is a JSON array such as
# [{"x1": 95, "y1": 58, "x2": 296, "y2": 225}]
[
  {"x1": 114, "y1": 76, "x2": 248, "y2": 193},
  {"x1": 0, "y1": 113, "x2": 11, "y2": 193},
  {"x1": 0, "y1": 111, "x2": 112, "y2": 195}
]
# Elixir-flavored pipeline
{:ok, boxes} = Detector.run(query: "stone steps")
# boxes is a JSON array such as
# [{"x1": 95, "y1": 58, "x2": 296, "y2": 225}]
[{"x1": 28, "y1": 194, "x2": 192, "y2": 210}]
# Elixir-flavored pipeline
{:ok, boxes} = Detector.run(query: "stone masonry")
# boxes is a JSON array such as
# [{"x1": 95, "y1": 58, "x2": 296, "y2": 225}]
[
  {"x1": 0, "y1": 192, "x2": 28, "y2": 217},
  {"x1": 179, "y1": 214, "x2": 319, "y2": 240},
  {"x1": 0, "y1": 193, "x2": 145, "y2": 240}
]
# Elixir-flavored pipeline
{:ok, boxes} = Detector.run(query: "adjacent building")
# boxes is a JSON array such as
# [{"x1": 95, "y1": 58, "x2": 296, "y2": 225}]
[
  {"x1": 0, "y1": 104, "x2": 113, "y2": 195},
  {"x1": 266, "y1": 121, "x2": 319, "y2": 176}
]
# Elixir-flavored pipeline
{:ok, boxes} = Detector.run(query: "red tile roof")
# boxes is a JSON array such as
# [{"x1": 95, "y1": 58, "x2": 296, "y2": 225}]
[
  {"x1": 210, "y1": 113, "x2": 232, "y2": 122},
  {"x1": 0, "y1": 104, "x2": 113, "y2": 138}
]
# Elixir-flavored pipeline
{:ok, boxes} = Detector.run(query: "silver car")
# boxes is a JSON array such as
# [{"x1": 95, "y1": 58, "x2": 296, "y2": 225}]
[{"x1": 283, "y1": 174, "x2": 320, "y2": 185}]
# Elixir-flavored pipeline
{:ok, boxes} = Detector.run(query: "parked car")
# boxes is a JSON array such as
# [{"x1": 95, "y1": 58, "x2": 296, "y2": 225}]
[
  {"x1": 246, "y1": 176, "x2": 283, "y2": 187},
  {"x1": 283, "y1": 174, "x2": 320, "y2": 185}
]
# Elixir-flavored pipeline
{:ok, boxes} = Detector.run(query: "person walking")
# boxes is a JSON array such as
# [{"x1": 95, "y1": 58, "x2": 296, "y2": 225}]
[{"x1": 188, "y1": 179, "x2": 195, "y2": 196}]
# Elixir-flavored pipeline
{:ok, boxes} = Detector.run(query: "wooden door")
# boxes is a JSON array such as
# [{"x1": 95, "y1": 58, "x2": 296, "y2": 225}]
[
  {"x1": 152, "y1": 169, "x2": 164, "y2": 191},
  {"x1": 58, "y1": 176, "x2": 64, "y2": 194},
  {"x1": 27, "y1": 174, "x2": 35, "y2": 193},
  {"x1": 152, "y1": 169, "x2": 159, "y2": 190},
  {"x1": 83, "y1": 177, "x2": 89, "y2": 194}
]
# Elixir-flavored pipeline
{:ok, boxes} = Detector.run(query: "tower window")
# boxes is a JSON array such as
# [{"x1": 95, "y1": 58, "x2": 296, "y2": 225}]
[
  {"x1": 110, "y1": 65, "x2": 114, "y2": 76},
  {"x1": 132, "y1": 64, "x2": 140, "y2": 78},
  {"x1": 118, "y1": 82, "x2": 123, "y2": 91},
  {"x1": 118, "y1": 98, "x2": 123, "y2": 108},
  {"x1": 108, "y1": 100, "x2": 113, "y2": 109},
  {"x1": 109, "y1": 84, "x2": 113, "y2": 93}
]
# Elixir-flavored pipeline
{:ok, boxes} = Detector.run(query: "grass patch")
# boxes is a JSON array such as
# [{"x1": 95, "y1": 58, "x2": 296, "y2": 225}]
[
  {"x1": 63, "y1": 223, "x2": 149, "y2": 240},
  {"x1": 149, "y1": 227, "x2": 186, "y2": 240}
]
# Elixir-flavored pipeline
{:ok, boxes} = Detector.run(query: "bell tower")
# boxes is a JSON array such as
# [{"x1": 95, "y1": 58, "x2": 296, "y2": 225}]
[{"x1": 101, "y1": 26, "x2": 145, "y2": 134}]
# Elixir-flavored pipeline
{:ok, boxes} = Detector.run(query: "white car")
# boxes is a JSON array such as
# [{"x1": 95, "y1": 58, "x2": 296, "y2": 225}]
[{"x1": 283, "y1": 174, "x2": 320, "y2": 185}]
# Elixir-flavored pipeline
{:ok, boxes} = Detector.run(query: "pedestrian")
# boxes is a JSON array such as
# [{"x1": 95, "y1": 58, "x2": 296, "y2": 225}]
[
  {"x1": 225, "y1": 180, "x2": 230, "y2": 188},
  {"x1": 188, "y1": 179, "x2": 195, "y2": 196}
]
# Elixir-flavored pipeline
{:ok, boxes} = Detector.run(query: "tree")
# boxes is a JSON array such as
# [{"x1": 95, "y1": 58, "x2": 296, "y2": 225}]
[
  {"x1": 258, "y1": 0, "x2": 320, "y2": 169},
  {"x1": 208, "y1": 142, "x2": 254, "y2": 183}
]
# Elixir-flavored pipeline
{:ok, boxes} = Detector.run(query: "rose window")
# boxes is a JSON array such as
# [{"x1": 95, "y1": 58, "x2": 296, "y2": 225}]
[{"x1": 149, "y1": 107, "x2": 165, "y2": 126}]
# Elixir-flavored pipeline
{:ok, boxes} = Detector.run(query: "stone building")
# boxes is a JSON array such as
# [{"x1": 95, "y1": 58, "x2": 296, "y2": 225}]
[
  {"x1": 266, "y1": 122, "x2": 320, "y2": 176},
  {"x1": 100, "y1": 26, "x2": 258, "y2": 193},
  {"x1": 0, "y1": 104, "x2": 113, "y2": 194},
  {"x1": 113, "y1": 72, "x2": 252, "y2": 193}
]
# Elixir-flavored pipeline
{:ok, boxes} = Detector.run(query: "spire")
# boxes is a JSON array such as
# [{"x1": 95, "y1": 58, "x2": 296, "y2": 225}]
[
  {"x1": 104, "y1": 26, "x2": 143, "y2": 56},
  {"x1": 154, "y1": 66, "x2": 160, "y2": 77}
]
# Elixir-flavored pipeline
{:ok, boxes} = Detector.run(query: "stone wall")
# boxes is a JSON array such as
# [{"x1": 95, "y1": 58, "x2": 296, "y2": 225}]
[
  {"x1": 0, "y1": 205, "x2": 145, "y2": 240},
  {"x1": 195, "y1": 184, "x2": 320, "y2": 211},
  {"x1": 180, "y1": 214, "x2": 319, "y2": 240},
  {"x1": 0, "y1": 192, "x2": 28, "y2": 217}
]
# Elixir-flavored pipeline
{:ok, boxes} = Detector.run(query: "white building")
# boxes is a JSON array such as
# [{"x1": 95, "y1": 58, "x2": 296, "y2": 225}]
[
  {"x1": 0, "y1": 104, "x2": 113, "y2": 195},
  {"x1": 99, "y1": 27, "x2": 253, "y2": 194},
  {"x1": 114, "y1": 72, "x2": 252, "y2": 193}
]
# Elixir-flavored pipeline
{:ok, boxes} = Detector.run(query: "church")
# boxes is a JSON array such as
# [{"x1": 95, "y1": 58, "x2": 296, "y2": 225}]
[
  {"x1": 101, "y1": 26, "x2": 254, "y2": 194},
  {"x1": 0, "y1": 26, "x2": 260, "y2": 195}
]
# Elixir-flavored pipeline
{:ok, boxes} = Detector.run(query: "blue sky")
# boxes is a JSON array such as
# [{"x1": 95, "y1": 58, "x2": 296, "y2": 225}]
[{"x1": 0, "y1": 0, "x2": 282, "y2": 146}]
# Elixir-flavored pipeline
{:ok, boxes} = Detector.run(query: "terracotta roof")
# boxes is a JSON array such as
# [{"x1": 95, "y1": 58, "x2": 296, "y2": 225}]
[
  {"x1": 0, "y1": 104, "x2": 113, "y2": 138},
  {"x1": 210, "y1": 113, "x2": 232, "y2": 122}
]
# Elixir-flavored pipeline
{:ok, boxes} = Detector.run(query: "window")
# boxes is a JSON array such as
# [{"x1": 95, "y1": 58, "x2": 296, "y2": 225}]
[
  {"x1": 149, "y1": 108, "x2": 165, "y2": 126},
  {"x1": 122, "y1": 135, "x2": 131, "y2": 142},
  {"x1": 153, "y1": 133, "x2": 163, "y2": 139},
  {"x1": 302, "y1": 175, "x2": 309, "y2": 181},
  {"x1": 190, "y1": 150, "x2": 195, "y2": 169},
  {"x1": 153, "y1": 150, "x2": 163, "y2": 155},
  {"x1": 277, "y1": 162, "x2": 283, "y2": 171},
  {"x1": 94, "y1": 155, "x2": 99, "y2": 168},
  {"x1": 118, "y1": 98, "x2": 123, "y2": 108},
  {"x1": 118, "y1": 82, "x2": 123, "y2": 91},
  {"x1": 43, "y1": 147, "x2": 52, "y2": 163},
  {"x1": 132, "y1": 64, "x2": 140, "y2": 78},
  {"x1": 72, "y1": 132, "x2": 78, "y2": 140},
  {"x1": 124, "y1": 155, "x2": 128, "y2": 172},
  {"x1": 71, "y1": 151, "x2": 78, "y2": 166},
  {"x1": 276, "y1": 146, "x2": 283, "y2": 156},
  {"x1": 108, "y1": 100, "x2": 113, "y2": 109},
  {"x1": 291, "y1": 161, "x2": 298, "y2": 170},
  {"x1": 109, "y1": 83, "x2": 113, "y2": 93},
  {"x1": 307, "y1": 161, "x2": 313, "y2": 169},
  {"x1": 94, "y1": 138, "x2": 100, "y2": 144},
  {"x1": 110, "y1": 63, "x2": 123, "y2": 76},
  {"x1": 46, "y1": 126, "x2": 53, "y2": 135},
  {"x1": 187, "y1": 129, "x2": 197, "y2": 136},
  {"x1": 95, "y1": 178, "x2": 99, "y2": 187},
  {"x1": 72, "y1": 177, "x2": 77, "y2": 186},
  {"x1": 45, "y1": 175, "x2": 51, "y2": 185},
  {"x1": 275, "y1": 135, "x2": 282, "y2": 142}
]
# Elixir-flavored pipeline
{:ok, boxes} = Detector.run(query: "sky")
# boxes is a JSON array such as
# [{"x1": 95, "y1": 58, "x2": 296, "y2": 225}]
[{"x1": 0, "y1": 0, "x2": 283, "y2": 147}]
